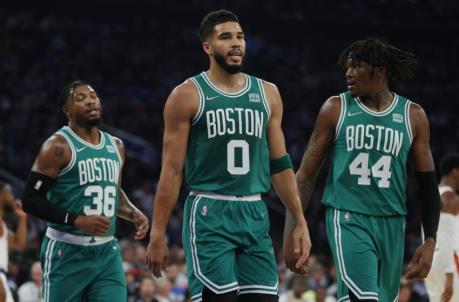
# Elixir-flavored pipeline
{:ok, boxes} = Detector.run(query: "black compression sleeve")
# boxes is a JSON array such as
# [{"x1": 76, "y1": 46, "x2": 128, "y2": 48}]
[
  {"x1": 415, "y1": 171, "x2": 441, "y2": 241},
  {"x1": 22, "y1": 171, "x2": 78, "y2": 225}
]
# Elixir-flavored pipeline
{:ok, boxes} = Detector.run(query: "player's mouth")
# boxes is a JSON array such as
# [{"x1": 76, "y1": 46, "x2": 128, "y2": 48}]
[
  {"x1": 347, "y1": 81, "x2": 356, "y2": 90},
  {"x1": 228, "y1": 50, "x2": 243, "y2": 63},
  {"x1": 86, "y1": 108, "x2": 100, "y2": 117}
]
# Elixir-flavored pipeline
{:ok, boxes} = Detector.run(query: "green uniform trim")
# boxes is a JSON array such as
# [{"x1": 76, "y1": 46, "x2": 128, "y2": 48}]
[{"x1": 269, "y1": 154, "x2": 293, "y2": 175}]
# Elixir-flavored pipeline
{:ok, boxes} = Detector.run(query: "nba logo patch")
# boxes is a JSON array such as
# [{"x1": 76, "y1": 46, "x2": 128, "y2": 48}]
[
  {"x1": 344, "y1": 212, "x2": 350, "y2": 223},
  {"x1": 201, "y1": 205, "x2": 208, "y2": 216},
  {"x1": 106, "y1": 145, "x2": 115, "y2": 153},
  {"x1": 57, "y1": 249, "x2": 62, "y2": 257}
]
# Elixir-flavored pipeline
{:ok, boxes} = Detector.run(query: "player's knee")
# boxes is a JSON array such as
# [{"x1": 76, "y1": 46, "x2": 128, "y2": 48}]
[
  {"x1": 202, "y1": 287, "x2": 238, "y2": 302},
  {"x1": 349, "y1": 290, "x2": 377, "y2": 302},
  {"x1": 239, "y1": 293, "x2": 278, "y2": 302}
]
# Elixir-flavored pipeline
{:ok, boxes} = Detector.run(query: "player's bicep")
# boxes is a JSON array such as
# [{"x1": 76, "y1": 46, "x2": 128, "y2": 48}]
[
  {"x1": 160, "y1": 87, "x2": 196, "y2": 174},
  {"x1": 31, "y1": 135, "x2": 71, "y2": 178},
  {"x1": 297, "y1": 97, "x2": 339, "y2": 178},
  {"x1": 408, "y1": 104, "x2": 435, "y2": 172}
]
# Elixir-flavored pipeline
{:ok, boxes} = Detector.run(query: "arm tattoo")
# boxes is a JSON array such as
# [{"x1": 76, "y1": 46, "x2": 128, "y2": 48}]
[
  {"x1": 284, "y1": 131, "x2": 332, "y2": 233},
  {"x1": 54, "y1": 145, "x2": 64, "y2": 157}
]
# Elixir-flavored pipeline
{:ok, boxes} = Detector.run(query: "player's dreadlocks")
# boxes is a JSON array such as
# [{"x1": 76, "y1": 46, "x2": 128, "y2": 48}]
[{"x1": 337, "y1": 38, "x2": 417, "y2": 82}]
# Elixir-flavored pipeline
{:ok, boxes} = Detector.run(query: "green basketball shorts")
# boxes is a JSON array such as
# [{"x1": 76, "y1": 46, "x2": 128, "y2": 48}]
[
  {"x1": 40, "y1": 228, "x2": 126, "y2": 302},
  {"x1": 326, "y1": 207, "x2": 405, "y2": 302},
  {"x1": 182, "y1": 191, "x2": 278, "y2": 302}
]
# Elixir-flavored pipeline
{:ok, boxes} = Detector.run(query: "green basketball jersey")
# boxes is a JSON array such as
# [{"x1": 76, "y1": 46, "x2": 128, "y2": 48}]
[
  {"x1": 47, "y1": 126, "x2": 121, "y2": 236},
  {"x1": 185, "y1": 72, "x2": 271, "y2": 195},
  {"x1": 322, "y1": 91, "x2": 413, "y2": 216}
]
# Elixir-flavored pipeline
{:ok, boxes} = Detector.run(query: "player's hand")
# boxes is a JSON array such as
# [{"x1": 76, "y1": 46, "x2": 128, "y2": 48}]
[
  {"x1": 146, "y1": 236, "x2": 169, "y2": 278},
  {"x1": 405, "y1": 238, "x2": 435, "y2": 280},
  {"x1": 74, "y1": 215, "x2": 110, "y2": 236},
  {"x1": 133, "y1": 210, "x2": 149, "y2": 240},
  {"x1": 13, "y1": 200, "x2": 27, "y2": 219},
  {"x1": 283, "y1": 219, "x2": 311, "y2": 275},
  {"x1": 441, "y1": 274, "x2": 453, "y2": 302}
]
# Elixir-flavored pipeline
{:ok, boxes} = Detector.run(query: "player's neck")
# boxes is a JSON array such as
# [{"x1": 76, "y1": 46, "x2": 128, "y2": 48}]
[
  {"x1": 68, "y1": 123, "x2": 101, "y2": 145},
  {"x1": 360, "y1": 88, "x2": 393, "y2": 112},
  {"x1": 207, "y1": 65, "x2": 245, "y2": 93},
  {"x1": 440, "y1": 176, "x2": 458, "y2": 191}
]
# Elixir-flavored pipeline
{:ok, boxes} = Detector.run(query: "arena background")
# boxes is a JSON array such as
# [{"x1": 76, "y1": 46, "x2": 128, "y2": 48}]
[{"x1": 1, "y1": 1, "x2": 458, "y2": 301}]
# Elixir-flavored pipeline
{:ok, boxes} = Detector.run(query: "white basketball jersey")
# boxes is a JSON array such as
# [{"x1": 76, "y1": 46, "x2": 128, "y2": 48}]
[{"x1": 0, "y1": 221, "x2": 9, "y2": 271}]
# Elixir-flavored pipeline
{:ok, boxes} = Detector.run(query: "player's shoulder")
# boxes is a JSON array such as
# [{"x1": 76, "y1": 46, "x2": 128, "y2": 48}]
[
  {"x1": 38, "y1": 133, "x2": 71, "y2": 159},
  {"x1": 110, "y1": 135, "x2": 124, "y2": 148},
  {"x1": 170, "y1": 78, "x2": 200, "y2": 101},
  {"x1": 258, "y1": 78, "x2": 279, "y2": 94},
  {"x1": 321, "y1": 95, "x2": 341, "y2": 113}
]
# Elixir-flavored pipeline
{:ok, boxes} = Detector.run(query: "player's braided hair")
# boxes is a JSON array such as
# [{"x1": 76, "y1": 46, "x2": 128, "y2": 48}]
[
  {"x1": 439, "y1": 154, "x2": 459, "y2": 176},
  {"x1": 199, "y1": 9, "x2": 239, "y2": 42},
  {"x1": 337, "y1": 38, "x2": 417, "y2": 82}
]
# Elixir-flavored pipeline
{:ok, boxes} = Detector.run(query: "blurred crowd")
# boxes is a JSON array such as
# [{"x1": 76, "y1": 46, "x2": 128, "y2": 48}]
[{"x1": 1, "y1": 0, "x2": 458, "y2": 301}]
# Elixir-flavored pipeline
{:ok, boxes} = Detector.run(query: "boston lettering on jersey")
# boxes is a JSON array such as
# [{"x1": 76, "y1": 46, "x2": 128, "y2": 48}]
[
  {"x1": 185, "y1": 72, "x2": 271, "y2": 195},
  {"x1": 345, "y1": 124, "x2": 404, "y2": 157},
  {"x1": 206, "y1": 108, "x2": 264, "y2": 139},
  {"x1": 78, "y1": 158, "x2": 120, "y2": 185},
  {"x1": 322, "y1": 92, "x2": 413, "y2": 216}
]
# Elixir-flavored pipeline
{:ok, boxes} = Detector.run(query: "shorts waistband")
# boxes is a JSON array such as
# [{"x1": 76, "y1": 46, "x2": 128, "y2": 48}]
[
  {"x1": 46, "y1": 227, "x2": 114, "y2": 246},
  {"x1": 190, "y1": 190, "x2": 261, "y2": 201}
]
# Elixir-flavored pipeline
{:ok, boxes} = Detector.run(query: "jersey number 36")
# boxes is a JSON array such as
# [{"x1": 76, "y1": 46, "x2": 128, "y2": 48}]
[{"x1": 83, "y1": 185, "x2": 116, "y2": 217}]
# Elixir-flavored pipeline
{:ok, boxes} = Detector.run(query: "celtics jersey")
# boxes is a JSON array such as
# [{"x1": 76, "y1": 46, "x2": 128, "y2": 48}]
[
  {"x1": 47, "y1": 126, "x2": 121, "y2": 236},
  {"x1": 185, "y1": 72, "x2": 271, "y2": 195},
  {"x1": 322, "y1": 91, "x2": 413, "y2": 216}
]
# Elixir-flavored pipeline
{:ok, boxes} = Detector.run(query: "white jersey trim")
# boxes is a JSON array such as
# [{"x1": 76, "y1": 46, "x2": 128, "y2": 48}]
[
  {"x1": 189, "y1": 77, "x2": 205, "y2": 126},
  {"x1": 55, "y1": 131, "x2": 76, "y2": 176},
  {"x1": 354, "y1": 93, "x2": 399, "y2": 116},
  {"x1": 404, "y1": 100, "x2": 413, "y2": 144},
  {"x1": 64, "y1": 126, "x2": 105, "y2": 149},
  {"x1": 257, "y1": 78, "x2": 271, "y2": 120},
  {"x1": 335, "y1": 94, "x2": 347, "y2": 141},
  {"x1": 201, "y1": 72, "x2": 251, "y2": 97}
]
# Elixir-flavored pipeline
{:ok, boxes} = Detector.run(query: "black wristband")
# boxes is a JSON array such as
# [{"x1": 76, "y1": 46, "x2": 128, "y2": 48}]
[
  {"x1": 415, "y1": 171, "x2": 441, "y2": 241},
  {"x1": 22, "y1": 171, "x2": 78, "y2": 226}
]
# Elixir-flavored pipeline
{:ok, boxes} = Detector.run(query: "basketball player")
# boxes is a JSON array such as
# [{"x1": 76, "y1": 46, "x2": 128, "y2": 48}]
[
  {"x1": 0, "y1": 182, "x2": 27, "y2": 302},
  {"x1": 146, "y1": 10, "x2": 311, "y2": 302},
  {"x1": 285, "y1": 38, "x2": 441, "y2": 301},
  {"x1": 21, "y1": 81, "x2": 149, "y2": 302},
  {"x1": 425, "y1": 154, "x2": 459, "y2": 302}
]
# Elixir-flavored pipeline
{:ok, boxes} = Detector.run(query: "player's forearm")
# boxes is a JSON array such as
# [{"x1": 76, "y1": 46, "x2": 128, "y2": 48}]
[
  {"x1": 271, "y1": 169, "x2": 306, "y2": 230},
  {"x1": 117, "y1": 189, "x2": 139, "y2": 223},
  {"x1": 283, "y1": 172, "x2": 317, "y2": 233},
  {"x1": 150, "y1": 171, "x2": 183, "y2": 239},
  {"x1": 12, "y1": 216, "x2": 27, "y2": 250}
]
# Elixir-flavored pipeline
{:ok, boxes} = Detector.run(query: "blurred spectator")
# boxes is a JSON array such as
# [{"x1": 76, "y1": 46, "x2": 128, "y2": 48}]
[
  {"x1": 17, "y1": 262, "x2": 42, "y2": 302},
  {"x1": 136, "y1": 277, "x2": 158, "y2": 302}
]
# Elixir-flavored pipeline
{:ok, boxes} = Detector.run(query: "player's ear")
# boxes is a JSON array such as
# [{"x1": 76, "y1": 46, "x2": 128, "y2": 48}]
[{"x1": 202, "y1": 42, "x2": 212, "y2": 56}]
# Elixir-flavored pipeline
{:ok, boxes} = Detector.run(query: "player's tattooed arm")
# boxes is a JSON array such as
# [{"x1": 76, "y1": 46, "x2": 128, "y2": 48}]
[
  {"x1": 113, "y1": 136, "x2": 149, "y2": 240},
  {"x1": 284, "y1": 96, "x2": 340, "y2": 233},
  {"x1": 32, "y1": 134, "x2": 71, "y2": 177},
  {"x1": 117, "y1": 189, "x2": 149, "y2": 240}
]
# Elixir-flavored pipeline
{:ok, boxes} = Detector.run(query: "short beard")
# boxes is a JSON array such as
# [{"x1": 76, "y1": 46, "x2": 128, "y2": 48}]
[
  {"x1": 214, "y1": 51, "x2": 246, "y2": 74},
  {"x1": 74, "y1": 114, "x2": 102, "y2": 128}
]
